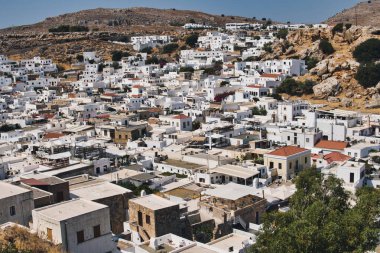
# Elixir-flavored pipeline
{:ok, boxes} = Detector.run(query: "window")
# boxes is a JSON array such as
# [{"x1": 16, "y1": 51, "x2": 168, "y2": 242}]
[
  {"x1": 305, "y1": 157, "x2": 308, "y2": 164},
  {"x1": 278, "y1": 163, "x2": 282, "y2": 170},
  {"x1": 146, "y1": 215, "x2": 151, "y2": 225},
  {"x1": 77, "y1": 230, "x2": 84, "y2": 244},
  {"x1": 306, "y1": 138, "x2": 310, "y2": 143},
  {"x1": 93, "y1": 225, "x2": 101, "y2": 238},
  {"x1": 287, "y1": 136, "x2": 290, "y2": 141},
  {"x1": 289, "y1": 162, "x2": 292, "y2": 169},
  {"x1": 47, "y1": 228, "x2": 52, "y2": 241},
  {"x1": 350, "y1": 173, "x2": 355, "y2": 183},
  {"x1": 9, "y1": 206, "x2": 15, "y2": 216},
  {"x1": 269, "y1": 162, "x2": 274, "y2": 169}
]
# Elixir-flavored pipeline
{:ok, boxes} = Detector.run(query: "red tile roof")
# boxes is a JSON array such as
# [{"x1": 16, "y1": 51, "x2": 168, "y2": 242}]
[
  {"x1": 315, "y1": 140, "x2": 348, "y2": 150},
  {"x1": 268, "y1": 146, "x2": 309, "y2": 157},
  {"x1": 247, "y1": 84, "x2": 263, "y2": 88},
  {"x1": 43, "y1": 132, "x2": 64, "y2": 139},
  {"x1": 260, "y1": 73, "x2": 281, "y2": 78},
  {"x1": 132, "y1": 85, "x2": 143, "y2": 88},
  {"x1": 173, "y1": 114, "x2": 190, "y2": 120},
  {"x1": 20, "y1": 178, "x2": 49, "y2": 186},
  {"x1": 323, "y1": 152, "x2": 351, "y2": 164}
]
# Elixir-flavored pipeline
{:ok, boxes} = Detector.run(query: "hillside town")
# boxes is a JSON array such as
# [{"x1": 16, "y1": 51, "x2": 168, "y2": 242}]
[{"x1": 0, "y1": 10, "x2": 380, "y2": 253}]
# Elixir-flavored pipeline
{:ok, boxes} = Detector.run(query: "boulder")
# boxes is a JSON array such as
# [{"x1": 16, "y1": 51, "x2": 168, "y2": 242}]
[
  {"x1": 313, "y1": 77, "x2": 340, "y2": 99},
  {"x1": 328, "y1": 96, "x2": 340, "y2": 103},
  {"x1": 310, "y1": 59, "x2": 329, "y2": 76},
  {"x1": 341, "y1": 98, "x2": 353, "y2": 107}
]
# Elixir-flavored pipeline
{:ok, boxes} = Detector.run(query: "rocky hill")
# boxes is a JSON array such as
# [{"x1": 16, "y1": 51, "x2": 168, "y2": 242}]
[
  {"x1": 326, "y1": 0, "x2": 380, "y2": 28},
  {"x1": 262, "y1": 25, "x2": 380, "y2": 112},
  {"x1": 0, "y1": 7, "x2": 259, "y2": 34}
]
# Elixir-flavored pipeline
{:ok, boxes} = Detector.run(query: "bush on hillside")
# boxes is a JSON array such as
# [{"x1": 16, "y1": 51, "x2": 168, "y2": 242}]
[
  {"x1": 111, "y1": 51, "x2": 131, "y2": 61},
  {"x1": 276, "y1": 29, "x2": 288, "y2": 40},
  {"x1": 48, "y1": 25, "x2": 88, "y2": 33},
  {"x1": 353, "y1": 38, "x2": 380, "y2": 63},
  {"x1": 355, "y1": 63, "x2": 380, "y2": 88},
  {"x1": 319, "y1": 39, "x2": 335, "y2": 55},
  {"x1": 185, "y1": 33, "x2": 199, "y2": 48},
  {"x1": 276, "y1": 78, "x2": 315, "y2": 96},
  {"x1": 162, "y1": 43, "x2": 179, "y2": 54}
]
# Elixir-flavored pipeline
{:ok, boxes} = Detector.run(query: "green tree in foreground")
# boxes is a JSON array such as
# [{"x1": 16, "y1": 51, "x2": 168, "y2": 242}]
[{"x1": 248, "y1": 169, "x2": 380, "y2": 253}]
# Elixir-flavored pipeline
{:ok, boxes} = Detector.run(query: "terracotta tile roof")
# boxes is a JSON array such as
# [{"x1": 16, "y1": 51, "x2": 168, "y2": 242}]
[
  {"x1": 173, "y1": 114, "x2": 190, "y2": 120},
  {"x1": 43, "y1": 132, "x2": 64, "y2": 139},
  {"x1": 96, "y1": 114, "x2": 110, "y2": 119},
  {"x1": 102, "y1": 93, "x2": 118, "y2": 97},
  {"x1": 148, "y1": 108, "x2": 162, "y2": 113},
  {"x1": 20, "y1": 178, "x2": 49, "y2": 186},
  {"x1": 247, "y1": 84, "x2": 263, "y2": 88},
  {"x1": 267, "y1": 146, "x2": 309, "y2": 157},
  {"x1": 260, "y1": 73, "x2": 281, "y2": 78},
  {"x1": 132, "y1": 85, "x2": 143, "y2": 88},
  {"x1": 323, "y1": 152, "x2": 351, "y2": 164},
  {"x1": 315, "y1": 140, "x2": 348, "y2": 150}
]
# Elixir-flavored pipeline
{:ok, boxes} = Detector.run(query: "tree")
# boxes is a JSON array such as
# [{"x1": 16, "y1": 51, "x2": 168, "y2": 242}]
[
  {"x1": 249, "y1": 169, "x2": 380, "y2": 253},
  {"x1": 179, "y1": 66, "x2": 195, "y2": 73},
  {"x1": 303, "y1": 56, "x2": 319, "y2": 70},
  {"x1": 353, "y1": 38, "x2": 380, "y2": 63},
  {"x1": 276, "y1": 29, "x2": 288, "y2": 40},
  {"x1": 185, "y1": 33, "x2": 199, "y2": 48},
  {"x1": 332, "y1": 23, "x2": 344, "y2": 34},
  {"x1": 162, "y1": 43, "x2": 179, "y2": 54},
  {"x1": 111, "y1": 51, "x2": 130, "y2": 61},
  {"x1": 263, "y1": 43, "x2": 273, "y2": 53},
  {"x1": 355, "y1": 63, "x2": 380, "y2": 88},
  {"x1": 276, "y1": 78, "x2": 315, "y2": 96},
  {"x1": 76, "y1": 54, "x2": 84, "y2": 62},
  {"x1": 140, "y1": 47, "x2": 153, "y2": 54},
  {"x1": 189, "y1": 18, "x2": 196, "y2": 23}
]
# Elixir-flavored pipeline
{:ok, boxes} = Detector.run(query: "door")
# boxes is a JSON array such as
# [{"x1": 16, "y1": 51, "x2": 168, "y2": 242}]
[
  {"x1": 138, "y1": 211, "x2": 143, "y2": 226},
  {"x1": 47, "y1": 228, "x2": 52, "y2": 241}
]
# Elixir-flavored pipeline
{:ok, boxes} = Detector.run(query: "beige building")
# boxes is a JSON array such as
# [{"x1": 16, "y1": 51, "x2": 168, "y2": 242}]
[
  {"x1": 0, "y1": 182, "x2": 34, "y2": 226},
  {"x1": 264, "y1": 146, "x2": 311, "y2": 181},
  {"x1": 128, "y1": 195, "x2": 181, "y2": 244}
]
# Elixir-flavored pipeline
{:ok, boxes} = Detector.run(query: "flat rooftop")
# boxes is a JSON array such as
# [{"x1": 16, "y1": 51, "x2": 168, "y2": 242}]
[
  {"x1": 130, "y1": 194, "x2": 178, "y2": 211},
  {"x1": 211, "y1": 164, "x2": 259, "y2": 179},
  {"x1": 204, "y1": 183, "x2": 254, "y2": 201},
  {"x1": 70, "y1": 182, "x2": 131, "y2": 201},
  {"x1": 178, "y1": 245, "x2": 218, "y2": 253},
  {"x1": 208, "y1": 233, "x2": 252, "y2": 252},
  {"x1": 0, "y1": 182, "x2": 31, "y2": 199},
  {"x1": 34, "y1": 199, "x2": 107, "y2": 221},
  {"x1": 159, "y1": 159, "x2": 203, "y2": 170}
]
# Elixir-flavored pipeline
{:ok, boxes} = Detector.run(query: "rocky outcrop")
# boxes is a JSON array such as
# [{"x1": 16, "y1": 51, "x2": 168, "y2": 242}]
[{"x1": 313, "y1": 77, "x2": 340, "y2": 99}]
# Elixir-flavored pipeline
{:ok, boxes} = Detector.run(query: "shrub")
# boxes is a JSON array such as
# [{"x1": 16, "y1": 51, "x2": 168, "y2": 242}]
[
  {"x1": 111, "y1": 51, "x2": 130, "y2": 61},
  {"x1": 252, "y1": 107, "x2": 267, "y2": 116},
  {"x1": 185, "y1": 33, "x2": 199, "y2": 48},
  {"x1": 179, "y1": 66, "x2": 194, "y2": 73},
  {"x1": 332, "y1": 23, "x2": 344, "y2": 34},
  {"x1": 303, "y1": 56, "x2": 319, "y2": 70},
  {"x1": 263, "y1": 43, "x2": 273, "y2": 53},
  {"x1": 162, "y1": 43, "x2": 179, "y2": 54},
  {"x1": 353, "y1": 38, "x2": 380, "y2": 63},
  {"x1": 0, "y1": 124, "x2": 21, "y2": 132},
  {"x1": 319, "y1": 39, "x2": 335, "y2": 55},
  {"x1": 76, "y1": 54, "x2": 84, "y2": 62},
  {"x1": 48, "y1": 25, "x2": 88, "y2": 33},
  {"x1": 355, "y1": 63, "x2": 380, "y2": 88},
  {"x1": 276, "y1": 78, "x2": 315, "y2": 96},
  {"x1": 276, "y1": 29, "x2": 288, "y2": 40},
  {"x1": 140, "y1": 47, "x2": 153, "y2": 54}
]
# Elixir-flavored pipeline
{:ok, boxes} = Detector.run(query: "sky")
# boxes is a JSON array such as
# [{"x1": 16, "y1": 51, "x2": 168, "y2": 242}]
[{"x1": 0, "y1": 0, "x2": 361, "y2": 29}]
